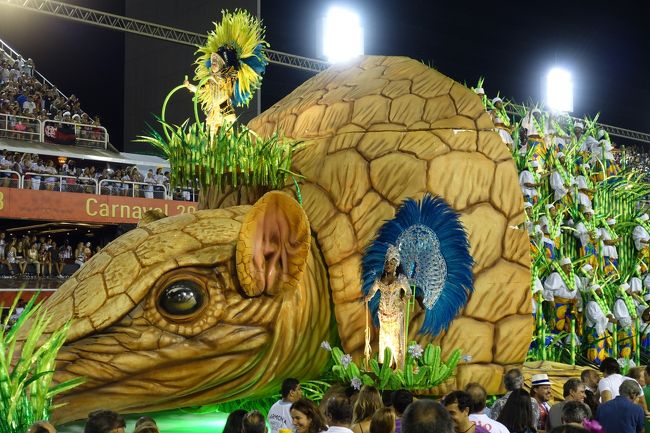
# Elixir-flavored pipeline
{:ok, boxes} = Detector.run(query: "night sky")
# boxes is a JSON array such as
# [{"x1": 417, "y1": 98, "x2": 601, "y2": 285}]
[{"x1": 0, "y1": 0, "x2": 648, "y2": 151}]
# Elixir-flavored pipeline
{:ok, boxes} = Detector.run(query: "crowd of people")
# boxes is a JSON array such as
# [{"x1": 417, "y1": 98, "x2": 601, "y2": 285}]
[
  {"x1": 0, "y1": 232, "x2": 101, "y2": 278},
  {"x1": 471, "y1": 86, "x2": 650, "y2": 366},
  {"x1": 0, "y1": 51, "x2": 105, "y2": 145},
  {"x1": 27, "y1": 367, "x2": 650, "y2": 433},
  {"x1": 0, "y1": 150, "x2": 187, "y2": 199}
]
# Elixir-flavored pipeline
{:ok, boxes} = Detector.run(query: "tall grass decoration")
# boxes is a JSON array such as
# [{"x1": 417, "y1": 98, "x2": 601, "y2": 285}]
[{"x1": 0, "y1": 296, "x2": 84, "y2": 433}]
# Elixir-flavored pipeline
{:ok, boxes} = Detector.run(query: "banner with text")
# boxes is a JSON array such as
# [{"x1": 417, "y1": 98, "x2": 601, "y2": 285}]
[{"x1": 0, "y1": 187, "x2": 196, "y2": 224}]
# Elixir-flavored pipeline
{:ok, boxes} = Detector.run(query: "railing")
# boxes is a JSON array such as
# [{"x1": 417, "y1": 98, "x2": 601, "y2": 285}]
[
  {"x1": 0, "y1": 169, "x2": 198, "y2": 202},
  {"x1": 41, "y1": 119, "x2": 108, "y2": 149},
  {"x1": 0, "y1": 112, "x2": 108, "y2": 149},
  {"x1": 0, "y1": 169, "x2": 22, "y2": 188},
  {"x1": 98, "y1": 179, "x2": 169, "y2": 199},
  {"x1": 0, "y1": 112, "x2": 40, "y2": 142}
]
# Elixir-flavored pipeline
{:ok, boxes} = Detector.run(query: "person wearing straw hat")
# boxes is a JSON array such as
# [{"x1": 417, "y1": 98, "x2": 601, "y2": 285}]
[
  {"x1": 543, "y1": 257, "x2": 584, "y2": 335},
  {"x1": 529, "y1": 374, "x2": 552, "y2": 431},
  {"x1": 574, "y1": 208, "x2": 600, "y2": 270},
  {"x1": 584, "y1": 283, "x2": 614, "y2": 365},
  {"x1": 633, "y1": 213, "x2": 650, "y2": 274},
  {"x1": 600, "y1": 218, "x2": 620, "y2": 277}
]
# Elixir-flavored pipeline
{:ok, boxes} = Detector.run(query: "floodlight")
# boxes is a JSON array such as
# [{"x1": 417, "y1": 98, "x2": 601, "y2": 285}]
[
  {"x1": 546, "y1": 67, "x2": 573, "y2": 112},
  {"x1": 322, "y1": 6, "x2": 364, "y2": 63}
]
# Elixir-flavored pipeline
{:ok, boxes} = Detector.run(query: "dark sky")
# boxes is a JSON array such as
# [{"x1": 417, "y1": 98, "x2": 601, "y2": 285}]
[{"x1": 1, "y1": 0, "x2": 648, "y2": 150}]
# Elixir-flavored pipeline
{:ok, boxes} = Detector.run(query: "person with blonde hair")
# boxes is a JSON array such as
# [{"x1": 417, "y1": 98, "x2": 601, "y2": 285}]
[
  {"x1": 370, "y1": 408, "x2": 396, "y2": 433},
  {"x1": 351, "y1": 386, "x2": 383, "y2": 433}
]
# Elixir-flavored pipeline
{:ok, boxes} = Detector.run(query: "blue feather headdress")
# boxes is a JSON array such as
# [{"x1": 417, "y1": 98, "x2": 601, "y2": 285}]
[{"x1": 361, "y1": 194, "x2": 474, "y2": 337}]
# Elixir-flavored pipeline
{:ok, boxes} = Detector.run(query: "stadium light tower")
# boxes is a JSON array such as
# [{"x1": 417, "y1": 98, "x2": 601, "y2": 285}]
[
  {"x1": 322, "y1": 6, "x2": 364, "y2": 63},
  {"x1": 546, "y1": 67, "x2": 573, "y2": 112}
]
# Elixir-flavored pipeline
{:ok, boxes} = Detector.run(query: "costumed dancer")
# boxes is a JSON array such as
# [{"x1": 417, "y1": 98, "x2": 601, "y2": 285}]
[
  {"x1": 494, "y1": 115, "x2": 514, "y2": 148},
  {"x1": 574, "y1": 208, "x2": 600, "y2": 270},
  {"x1": 641, "y1": 292, "x2": 650, "y2": 353},
  {"x1": 613, "y1": 282, "x2": 637, "y2": 359},
  {"x1": 364, "y1": 245, "x2": 412, "y2": 369},
  {"x1": 584, "y1": 283, "x2": 613, "y2": 365},
  {"x1": 599, "y1": 218, "x2": 619, "y2": 277},
  {"x1": 519, "y1": 160, "x2": 541, "y2": 205},
  {"x1": 543, "y1": 257, "x2": 584, "y2": 335},
  {"x1": 591, "y1": 139, "x2": 618, "y2": 180},
  {"x1": 573, "y1": 163, "x2": 595, "y2": 212},
  {"x1": 633, "y1": 213, "x2": 650, "y2": 273},
  {"x1": 184, "y1": 10, "x2": 268, "y2": 136},
  {"x1": 522, "y1": 108, "x2": 548, "y2": 168},
  {"x1": 549, "y1": 152, "x2": 573, "y2": 208}
]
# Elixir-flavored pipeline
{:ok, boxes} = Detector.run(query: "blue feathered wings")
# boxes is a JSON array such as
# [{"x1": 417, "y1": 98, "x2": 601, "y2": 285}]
[{"x1": 361, "y1": 194, "x2": 474, "y2": 337}]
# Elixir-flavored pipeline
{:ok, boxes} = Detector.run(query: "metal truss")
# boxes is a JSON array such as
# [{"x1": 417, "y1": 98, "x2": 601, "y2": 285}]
[{"x1": 0, "y1": 0, "x2": 331, "y2": 73}]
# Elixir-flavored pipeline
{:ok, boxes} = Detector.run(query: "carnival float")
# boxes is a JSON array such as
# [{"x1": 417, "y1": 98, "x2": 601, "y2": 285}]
[{"x1": 3, "y1": 8, "x2": 648, "y2": 432}]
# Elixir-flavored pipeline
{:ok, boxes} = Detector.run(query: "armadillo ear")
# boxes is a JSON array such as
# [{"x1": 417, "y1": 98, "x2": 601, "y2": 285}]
[{"x1": 236, "y1": 191, "x2": 311, "y2": 297}]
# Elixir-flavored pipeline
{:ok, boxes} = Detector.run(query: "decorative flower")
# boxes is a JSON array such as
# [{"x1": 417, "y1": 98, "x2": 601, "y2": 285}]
[
  {"x1": 320, "y1": 341, "x2": 332, "y2": 351},
  {"x1": 341, "y1": 354, "x2": 353, "y2": 368},
  {"x1": 351, "y1": 377, "x2": 362, "y2": 390},
  {"x1": 408, "y1": 343, "x2": 423, "y2": 359}
]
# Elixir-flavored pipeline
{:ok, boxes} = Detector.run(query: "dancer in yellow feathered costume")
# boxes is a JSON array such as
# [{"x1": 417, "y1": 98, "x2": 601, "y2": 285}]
[{"x1": 184, "y1": 9, "x2": 268, "y2": 135}]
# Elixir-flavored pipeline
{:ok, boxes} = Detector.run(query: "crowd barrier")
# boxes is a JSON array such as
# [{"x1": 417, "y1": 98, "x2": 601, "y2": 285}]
[
  {"x1": 0, "y1": 112, "x2": 108, "y2": 149},
  {"x1": 0, "y1": 169, "x2": 198, "y2": 202}
]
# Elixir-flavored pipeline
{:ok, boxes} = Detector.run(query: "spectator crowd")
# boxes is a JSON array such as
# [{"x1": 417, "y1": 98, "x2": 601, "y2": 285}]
[
  {"x1": 0, "y1": 150, "x2": 184, "y2": 198},
  {"x1": 30, "y1": 363, "x2": 650, "y2": 433},
  {"x1": 0, "y1": 232, "x2": 101, "y2": 278},
  {"x1": 0, "y1": 51, "x2": 105, "y2": 145}
]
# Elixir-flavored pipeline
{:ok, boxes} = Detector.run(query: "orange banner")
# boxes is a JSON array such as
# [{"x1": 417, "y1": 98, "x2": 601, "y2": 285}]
[{"x1": 0, "y1": 187, "x2": 197, "y2": 224}]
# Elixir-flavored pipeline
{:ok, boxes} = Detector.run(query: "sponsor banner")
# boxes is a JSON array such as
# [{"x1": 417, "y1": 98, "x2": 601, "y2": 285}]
[{"x1": 0, "y1": 187, "x2": 196, "y2": 224}]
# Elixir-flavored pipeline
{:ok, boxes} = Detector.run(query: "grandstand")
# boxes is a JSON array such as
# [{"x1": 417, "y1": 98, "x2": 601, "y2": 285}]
[{"x1": 1, "y1": 37, "x2": 198, "y2": 303}]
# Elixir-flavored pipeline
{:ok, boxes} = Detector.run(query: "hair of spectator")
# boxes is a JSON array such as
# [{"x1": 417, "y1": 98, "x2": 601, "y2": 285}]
[
  {"x1": 84, "y1": 410, "x2": 125, "y2": 433},
  {"x1": 242, "y1": 410, "x2": 267, "y2": 433},
  {"x1": 223, "y1": 409, "x2": 248, "y2": 433},
  {"x1": 391, "y1": 389, "x2": 414, "y2": 415},
  {"x1": 370, "y1": 407, "x2": 396, "y2": 433},
  {"x1": 325, "y1": 394, "x2": 354, "y2": 425},
  {"x1": 291, "y1": 398, "x2": 328, "y2": 433},
  {"x1": 560, "y1": 401, "x2": 591, "y2": 424},
  {"x1": 599, "y1": 357, "x2": 620, "y2": 375},
  {"x1": 401, "y1": 399, "x2": 453, "y2": 433},
  {"x1": 281, "y1": 378, "x2": 300, "y2": 398},
  {"x1": 135, "y1": 416, "x2": 157, "y2": 428},
  {"x1": 580, "y1": 369, "x2": 596, "y2": 383},
  {"x1": 628, "y1": 366, "x2": 645, "y2": 382},
  {"x1": 619, "y1": 379, "x2": 642, "y2": 399},
  {"x1": 132, "y1": 422, "x2": 159, "y2": 433},
  {"x1": 503, "y1": 368, "x2": 524, "y2": 391},
  {"x1": 463, "y1": 382, "x2": 487, "y2": 414},
  {"x1": 495, "y1": 389, "x2": 534, "y2": 433},
  {"x1": 442, "y1": 391, "x2": 472, "y2": 414},
  {"x1": 352, "y1": 385, "x2": 383, "y2": 423},
  {"x1": 563, "y1": 378, "x2": 583, "y2": 398},
  {"x1": 381, "y1": 390, "x2": 393, "y2": 407}
]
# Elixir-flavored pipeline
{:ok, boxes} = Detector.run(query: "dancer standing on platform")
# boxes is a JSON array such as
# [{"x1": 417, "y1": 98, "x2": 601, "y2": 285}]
[
  {"x1": 600, "y1": 218, "x2": 620, "y2": 277},
  {"x1": 584, "y1": 283, "x2": 613, "y2": 365},
  {"x1": 365, "y1": 245, "x2": 412, "y2": 369},
  {"x1": 613, "y1": 283, "x2": 637, "y2": 359},
  {"x1": 574, "y1": 208, "x2": 601, "y2": 270},
  {"x1": 633, "y1": 213, "x2": 650, "y2": 274}
]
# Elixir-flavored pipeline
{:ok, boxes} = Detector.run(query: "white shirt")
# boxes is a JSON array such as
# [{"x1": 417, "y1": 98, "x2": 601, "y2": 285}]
[
  {"x1": 268, "y1": 400, "x2": 294, "y2": 433},
  {"x1": 519, "y1": 170, "x2": 538, "y2": 197},
  {"x1": 598, "y1": 373, "x2": 625, "y2": 399},
  {"x1": 613, "y1": 298, "x2": 632, "y2": 328},
  {"x1": 325, "y1": 427, "x2": 353, "y2": 433},
  {"x1": 550, "y1": 170, "x2": 568, "y2": 200},
  {"x1": 469, "y1": 413, "x2": 510, "y2": 433},
  {"x1": 543, "y1": 272, "x2": 584, "y2": 304},
  {"x1": 633, "y1": 225, "x2": 650, "y2": 251},
  {"x1": 574, "y1": 175, "x2": 592, "y2": 208},
  {"x1": 574, "y1": 222, "x2": 600, "y2": 247},
  {"x1": 599, "y1": 226, "x2": 618, "y2": 259},
  {"x1": 585, "y1": 300, "x2": 608, "y2": 336}
]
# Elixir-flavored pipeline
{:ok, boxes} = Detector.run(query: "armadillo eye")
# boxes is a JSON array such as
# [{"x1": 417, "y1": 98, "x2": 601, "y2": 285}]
[{"x1": 158, "y1": 281, "x2": 205, "y2": 318}]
